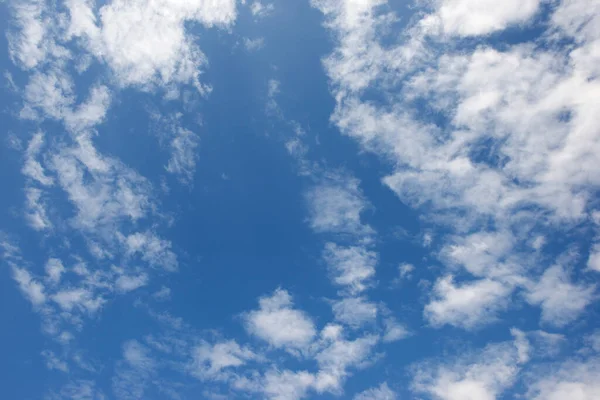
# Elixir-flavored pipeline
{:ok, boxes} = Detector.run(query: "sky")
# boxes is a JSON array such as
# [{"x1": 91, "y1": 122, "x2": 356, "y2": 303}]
[{"x1": 0, "y1": 0, "x2": 599, "y2": 399}]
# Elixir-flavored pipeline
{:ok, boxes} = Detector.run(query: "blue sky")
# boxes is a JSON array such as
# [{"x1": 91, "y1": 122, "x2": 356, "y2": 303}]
[{"x1": 1, "y1": 0, "x2": 600, "y2": 399}]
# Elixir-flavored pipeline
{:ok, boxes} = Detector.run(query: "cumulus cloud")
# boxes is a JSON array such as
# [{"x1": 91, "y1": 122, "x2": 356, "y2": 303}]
[
  {"x1": 64, "y1": 0, "x2": 237, "y2": 90},
  {"x1": 312, "y1": 0, "x2": 600, "y2": 331},
  {"x1": 525, "y1": 264, "x2": 596, "y2": 327},
  {"x1": 424, "y1": 276, "x2": 511, "y2": 329},
  {"x1": 526, "y1": 357, "x2": 600, "y2": 400},
  {"x1": 412, "y1": 339, "x2": 524, "y2": 400},
  {"x1": 245, "y1": 289, "x2": 316, "y2": 350}
]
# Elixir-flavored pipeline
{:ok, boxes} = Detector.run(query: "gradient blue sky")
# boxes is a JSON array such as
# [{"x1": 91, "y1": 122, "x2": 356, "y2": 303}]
[{"x1": 1, "y1": 0, "x2": 600, "y2": 399}]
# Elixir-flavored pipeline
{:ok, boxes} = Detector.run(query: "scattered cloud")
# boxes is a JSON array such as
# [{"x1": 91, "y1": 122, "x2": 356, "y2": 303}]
[{"x1": 245, "y1": 289, "x2": 316, "y2": 350}]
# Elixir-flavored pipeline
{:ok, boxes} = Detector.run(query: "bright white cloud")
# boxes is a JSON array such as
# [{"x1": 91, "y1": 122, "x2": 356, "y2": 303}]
[
  {"x1": 245, "y1": 289, "x2": 316, "y2": 349},
  {"x1": 526, "y1": 358, "x2": 600, "y2": 400},
  {"x1": 432, "y1": 0, "x2": 541, "y2": 37},
  {"x1": 424, "y1": 276, "x2": 511, "y2": 329},
  {"x1": 525, "y1": 264, "x2": 596, "y2": 327},
  {"x1": 412, "y1": 339, "x2": 524, "y2": 400},
  {"x1": 65, "y1": 0, "x2": 237, "y2": 90}
]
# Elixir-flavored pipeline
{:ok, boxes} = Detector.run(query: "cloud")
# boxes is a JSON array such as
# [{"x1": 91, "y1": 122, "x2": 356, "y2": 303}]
[
  {"x1": 323, "y1": 243, "x2": 377, "y2": 294},
  {"x1": 526, "y1": 357, "x2": 600, "y2": 400},
  {"x1": 7, "y1": 0, "x2": 68, "y2": 69},
  {"x1": 306, "y1": 173, "x2": 373, "y2": 238},
  {"x1": 382, "y1": 318, "x2": 410, "y2": 343},
  {"x1": 116, "y1": 273, "x2": 149, "y2": 293},
  {"x1": 25, "y1": 187, "x2": 52, "y2": 230},
  {"x1": 113, "y1": 340, "x2": 156, "y2": 400},
  {"x1": 122, "y1": 231, "x2": 178, "y2": 271},
  {"x1": 12, "y1": 266, "x2": 46, "y2": 305},
  {"x1": 412, "y1": 338, "x2": 524, "y2": 400},
  {"x1": 424, "y1": 276, "x2": 511, "y2": 329},
  {"x1": 313, "y1": 0, "x2": 600, "y2": 331},
  {"x1": 50, "y1": 134, "x2": 152, "y2": 234},
  {"x1": 525, "y1": 264, "x2": 596, "y2": 327},
  {"x1": 332, "y1": 296, "x2": 377, "y2": 328},
  {"x1": 190, "y1": 340, "x2": 258, "y2": 380},
  {"x1": 431, "y1": 0, "x2": 542, "y2": 37},
  {"x1": 243, "y1": 37, "x2": 265, "y2": 51},
  {"x1": 51, "y1": 288, "x2": 105, "y2": 313},
  {"x1": 354, "y1": 382, "x2": 396, "y2": 400},
  {"x1": 64, "y1": 0, "x2": 237, "y2": 90},
  {"x1": 245, "y1": 289, "x2": 316, "y2": 350},
  {"x1": 165, "y1": 126, "x2": 199, "y2": 184},
  {"x1": 22, "y1": 131, "x2": 53, "y2": 186},
  {"x1": 250, "y1": 1, "x2": 274, "y2": 19}
]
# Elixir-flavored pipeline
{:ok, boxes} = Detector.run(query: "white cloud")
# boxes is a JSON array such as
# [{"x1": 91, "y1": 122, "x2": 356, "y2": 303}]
[
  {"x1": 51, "y1": 288, "x2": 105, "y2": 313},
  {"x1": 65, "y1": 0, "x2": 237, "y2": 90},
  {"x1": 424, "y1": 276, "x2": 511, "y2": 329},
  {"x1": 354, "y1": 382, "x2": 396, "y2": 400},
  {"x1": 412, "y1": 339, "x2": 523, "y2": 400},
  {"x1": 306, "y1": 173, "x2": 373, "y2": 238},
  {"x1": 262, "y1": 369, "x2": 315, "y2": 400},
  {"x1": 312, "y1": 0, "x2": 600, "y2": 327},
  {"x1": 152, "y1": 286, "x2": 171, "y2": 301},
  {"x1": 314, "y1": 331, "x2": 379, "y2": 393},
  {"x1": 50, "y1": 134, "x2": 152, "y2": 233},
  {"x1": 122, "y1": 231, "x2": 178, "y2": 271},
  {"x1": 7, "y1": 0, "x2": 68, "y2": 69},
  {"x1": 526, "y1": 358, "x2": 600, "y2": 400},
  {"x1": 245, "y1": 289, "x2": 316, "y2": 350},
  {"x1": 22, "y1": 131, "x2": 53, "y2": 186},
  {"x1": 432, "y1": 0, "x2": 541, "y2": 37},
  {"x1": 25, "y1": 187, "x2": 52, "y2": 231},
  {"x1": 382, "y1": 318, "x2": 410, "y2": 343},
  {"x1": 398, "y1": 263, "x2": 414, "y2": 280},
  {"x1": 525, "y1": 264, "x2": 596, "y2": 327},
  {"x1": 45, "y1": 258, "x2": 65, "y2": 284},
  {"x1": 332, "y1": 296, "x2": 377, "y2": 328},
  {"x1": 587, "y1": 243, "x2": 600, "y2": 272},
  {"x1": 165, "y1": 127, "x2": 199, "y2": 184},
  {"x1": 190, "y1": 340, "x2": 258, "y2": 380},
  {"x1": 12, "y1": 266, "x2": 46, "y2": 305},
  {"x1": 116, "y1": 273, "x2": 148, "y2": 293},
  {"x1": 323, "y1": 243, "x2": 377, "y2": 294}
]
